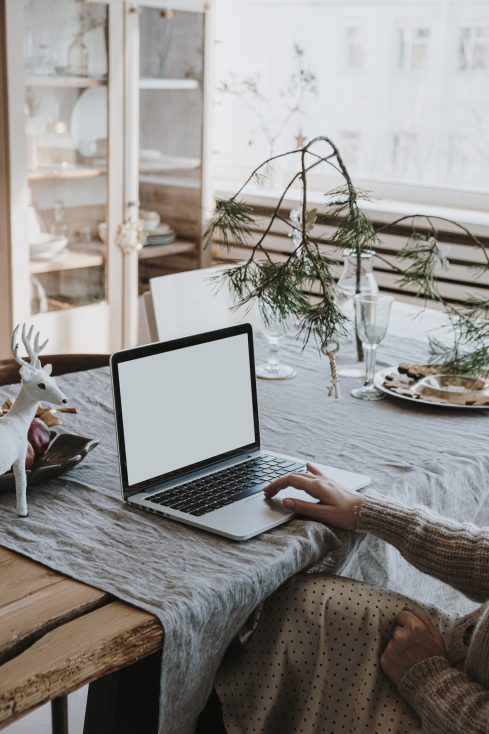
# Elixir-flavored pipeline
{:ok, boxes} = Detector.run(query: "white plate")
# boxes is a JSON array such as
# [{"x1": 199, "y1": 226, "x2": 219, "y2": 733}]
[
  {"x1": 30, "y1": 236, "x2": 68, "y2": 261},
  {"x1": 70, "y1": 87, "x2": 107, "y2": 157},
  {"x1": 374, "y1": 366, "x2": 489, "y2": 410}
]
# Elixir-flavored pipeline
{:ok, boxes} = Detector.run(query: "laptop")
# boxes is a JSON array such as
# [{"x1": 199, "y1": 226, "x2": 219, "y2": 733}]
[{"x1": 110, "y1": 323, "x2": 370, "y2": 541}]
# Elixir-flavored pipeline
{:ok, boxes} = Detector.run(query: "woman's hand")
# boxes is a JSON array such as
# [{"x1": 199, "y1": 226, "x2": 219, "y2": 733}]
[
  {"x1": 380, "y1": 608, "x2": 447, "y2": 686},
  {"x1": 263, "y1": 464, "x2": 363, "y2": 530}
]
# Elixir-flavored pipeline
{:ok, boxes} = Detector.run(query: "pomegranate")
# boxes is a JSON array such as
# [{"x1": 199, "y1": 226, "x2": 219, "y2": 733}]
[
  {"x1": 27, "y1": 417, "x2": 51, "y2": 457},
  {"x1": 25, "y1": 442, "x2": 35, "y2": 469}
]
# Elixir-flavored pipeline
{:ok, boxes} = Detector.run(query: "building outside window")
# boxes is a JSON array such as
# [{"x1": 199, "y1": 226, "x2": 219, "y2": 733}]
[
  {"x1": 214, "y1": 0, "x2": 489, "y2": 208},
  {"x1": 392, "y1": 132, "x2": 419, "y2": 177},
  {"x1": 459, "y1": 25, "x2": 489, "y2": 70},
  {"x1": 340, "y1": 130, "x2": 361, "y2": 169},
  {"x1": 398, "y1": 27, "x2": 430, "y2": 71},
  {"x1": 345, "y1": 27, "x2": 364, "y2": 69}
]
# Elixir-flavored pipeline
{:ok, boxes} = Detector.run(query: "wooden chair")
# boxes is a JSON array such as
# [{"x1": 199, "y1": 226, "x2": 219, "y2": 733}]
[{"x1": 0, "y1": 354, "x2": 110, "y2": 387}]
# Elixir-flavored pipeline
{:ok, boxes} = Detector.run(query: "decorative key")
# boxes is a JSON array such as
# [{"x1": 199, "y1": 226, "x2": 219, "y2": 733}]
[{"x1": 322, "y1": 340, "x2": 341, "y2": 399}]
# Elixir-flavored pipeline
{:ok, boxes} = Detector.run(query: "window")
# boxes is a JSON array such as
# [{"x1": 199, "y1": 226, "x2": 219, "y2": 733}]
[
  {"x1": 345, "y1": 27, "x2": 364, "y2": 69},
  {"x1": 459, "y1": 26, "x2": 489, "y2": 71},
  {"x1": 214, "y1": 0, "x2": 489, "y2": 207},
  {"x1": 398, "y1": 27, "x2": 430, "y2": 71}
]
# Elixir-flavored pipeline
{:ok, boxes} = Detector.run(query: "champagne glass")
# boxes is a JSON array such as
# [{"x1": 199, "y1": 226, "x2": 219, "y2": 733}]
[
  {"x1": 335, "y1": 249, "x2": 378, "y2": 378},
  {"x1": 351, "y1": 294, "x2": 393, "y2": 400},
  {"x1": 255, "y1": 305, "x2": 296, "y2": 380}
]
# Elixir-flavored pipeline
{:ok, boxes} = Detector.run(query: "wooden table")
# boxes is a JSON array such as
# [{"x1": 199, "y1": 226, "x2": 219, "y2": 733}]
[{"x1": 0, "y1": 546, "x2": 163, "y2": 732}]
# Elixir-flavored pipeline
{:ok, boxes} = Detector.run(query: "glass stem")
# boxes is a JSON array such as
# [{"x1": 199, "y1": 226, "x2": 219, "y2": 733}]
[
  {"x1": 363, "y1": 343, "x2": 377, "y2": 389},
  {"x1": 267, "y1": 335, "x2": 280, "y2": 369}
]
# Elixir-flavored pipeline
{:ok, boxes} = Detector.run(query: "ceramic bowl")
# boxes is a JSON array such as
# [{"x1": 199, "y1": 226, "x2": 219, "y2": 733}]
[
  {"x1": 412, "y1": 373, "x2": 489, "y2": 405},
  {"x1": 139, "y1": 210, "x2": 161, "y2": 232},
  {"x1": 0, "y1": 430, "x2": 98, "y2": 493},
  {"x1": 98, "y1": 222, "x2": 108, "y2": 243},
  {"x1": 29, "y1": 234, "x2": 68, "y2": 260}
]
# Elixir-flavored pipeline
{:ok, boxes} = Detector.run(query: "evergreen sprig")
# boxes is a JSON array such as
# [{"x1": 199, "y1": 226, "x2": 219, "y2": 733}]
[
  {"x1": 205, "y1": 199, "x2": 256, "y2": 251},
  {"x1": 396, "y1": 235, "x2": 448, "y2": 301},
  {"x1": 205, "y1": 137, "x2": 489, "y2": 373}
]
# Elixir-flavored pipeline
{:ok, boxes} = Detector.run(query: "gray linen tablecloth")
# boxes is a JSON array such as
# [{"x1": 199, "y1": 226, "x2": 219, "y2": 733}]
[{"x1": 0, "y1": 334, "x2": 488, "y2": 734}]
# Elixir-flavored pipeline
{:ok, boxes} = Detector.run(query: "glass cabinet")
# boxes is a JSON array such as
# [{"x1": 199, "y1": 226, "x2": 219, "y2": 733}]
[
  {"x1": 137, "y1": 5, "x2": 211, "y2": 295},
  {"x1": 0, "y1": 0, "x2": 212, "y2": 357},
  {"x1": 24, "y1": 0, "x2": 109, "y2": 317}
]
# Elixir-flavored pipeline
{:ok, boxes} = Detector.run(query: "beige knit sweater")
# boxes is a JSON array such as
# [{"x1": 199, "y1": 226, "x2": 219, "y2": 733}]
[{"x1": 357, "y1": 493, "x2": 489, "y2": 734}]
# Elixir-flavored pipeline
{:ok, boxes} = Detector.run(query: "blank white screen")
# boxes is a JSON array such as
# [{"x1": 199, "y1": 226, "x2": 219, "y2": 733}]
[{"x1": 118, "y1": 334, "x2": 256, "y2": 486}]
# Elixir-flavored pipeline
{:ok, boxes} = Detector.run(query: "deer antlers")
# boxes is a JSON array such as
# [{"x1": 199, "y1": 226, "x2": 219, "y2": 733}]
[{"x1": 11, "y1": 325, "x2": 49, "y2": 369}]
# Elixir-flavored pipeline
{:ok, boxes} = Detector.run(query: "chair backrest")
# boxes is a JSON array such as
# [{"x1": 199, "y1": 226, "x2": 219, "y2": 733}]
[
  {"x1": 0, "y1": 354, "x2": 110, "y2": 387},
  {"x1": 138, "y1": 292, "x2": 157, "y2": 344},
  {"x1": 146, "y1": 266, "x2": 260, "y2": 342}
]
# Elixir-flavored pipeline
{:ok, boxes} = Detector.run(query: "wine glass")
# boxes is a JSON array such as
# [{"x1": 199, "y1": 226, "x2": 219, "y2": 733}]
[
  {"x1": 351, "y1": 294, "x2": 393, "y2": 400},
  {"x1": 335, "y1": 249, "x2": 379, "y2": 378},
  {"x1": 255, "y1": 305, "x2": 296, "y2": 380}
]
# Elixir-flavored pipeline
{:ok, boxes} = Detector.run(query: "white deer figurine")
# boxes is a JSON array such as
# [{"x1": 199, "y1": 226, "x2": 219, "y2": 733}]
[{"x1": 0, "y1": 325, "x2": 67, "y2": 517}]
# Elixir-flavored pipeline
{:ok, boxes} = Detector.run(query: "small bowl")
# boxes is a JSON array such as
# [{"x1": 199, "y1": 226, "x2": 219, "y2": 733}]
[
  {"x1": 98, "y1": 222, "x2": 107, "y2": 243},
  {"x1": 0, "y1": 431, "x2": 99, "y2": 493},
  {"x1": 29, "y1": 235, "x2": 68, "y2": 261},
  {"x1": 139, "y1": 210, "x2": 161, "y2": 232},
  {"x1": 413, "y1": 373, "x2": 489, "y2": 405}
]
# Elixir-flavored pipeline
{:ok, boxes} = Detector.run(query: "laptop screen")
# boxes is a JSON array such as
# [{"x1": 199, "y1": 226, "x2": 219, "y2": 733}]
[{"x1": 113, "y1": 327, "x2": 259, "y2": 491}]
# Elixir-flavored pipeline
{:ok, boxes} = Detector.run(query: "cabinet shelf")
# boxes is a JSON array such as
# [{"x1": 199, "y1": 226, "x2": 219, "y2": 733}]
[
  {"x1": 28, "y1": 167, "x2": 105, "y2": 182},
  {"x1": 25, "y1": 74, "x2": 107, "y2": 89},
  {"x1": 139, "y1": 78, "x2": 199, "y2": 91},
  {"x1": 30, "y1": 245, "x2": 104, "y2": 275},
  {"x1": 139, "y1": 173, "x2": 200, "y2": 188},
  {"x1": 138, "y1": 240, "x2": 196, "y2": 260}
]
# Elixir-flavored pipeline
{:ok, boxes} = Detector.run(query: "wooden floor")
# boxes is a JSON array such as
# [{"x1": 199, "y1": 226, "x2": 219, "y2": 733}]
[
  {"x1": 0, "y1": 546, "x2": 163, "y2": 729},
  {"x1": 3, "y1": 688, "x2": 87, "y2": 733}
]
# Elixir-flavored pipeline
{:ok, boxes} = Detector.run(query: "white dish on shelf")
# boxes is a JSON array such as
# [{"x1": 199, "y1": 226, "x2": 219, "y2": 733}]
[
  {"x1": 30, "y1": 234, "x2": 68, "y2": 261},
  {"x1": 149, "y1": 224, "x2": 174, "y2": 236},
  {"x1": 139, "y1": 151, "x2": 200, "y2": 172},
  {"x1": 70, "y1": 87, "x2": 107, "y2": 157},
  {"x1": 98, "y1": 222, "x2": 107, "y2": 243},
  {"x1": 139, "y1": 210, "x2": 161, "y2": 231}
]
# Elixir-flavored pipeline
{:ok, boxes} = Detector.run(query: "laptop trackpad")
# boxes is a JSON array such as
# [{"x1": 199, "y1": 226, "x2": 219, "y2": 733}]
[
  {"x1": 262, "y1": 487, "x2": 321, "y2": 511},
  {"x1": 243, "y1": 488, "x2": 319, "y2": 514}
]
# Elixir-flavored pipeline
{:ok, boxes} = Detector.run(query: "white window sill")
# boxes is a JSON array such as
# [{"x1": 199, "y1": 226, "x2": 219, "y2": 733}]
[{"x1": 214, "y1": 181, "x2": 489, "y2": 239}]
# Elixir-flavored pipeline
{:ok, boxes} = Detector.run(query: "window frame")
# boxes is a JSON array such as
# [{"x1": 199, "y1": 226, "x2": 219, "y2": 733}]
[
  {"x1": 398, "y1": 25, "x2": 431, "y2": 72},
  {"x1": 459, "y1": 24, "x2": 489, "y2": 71}
]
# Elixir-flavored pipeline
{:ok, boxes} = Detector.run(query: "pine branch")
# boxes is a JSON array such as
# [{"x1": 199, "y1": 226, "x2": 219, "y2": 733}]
[
  {"x1": 396, "y1": 235, "x2": 448, "y2": 301},
  {"x1": 204, "y1": 199, "x2": 256, "y2": 251},
  {"x1": 206, "y1": 136, "x2": 489, "y2": 369}
]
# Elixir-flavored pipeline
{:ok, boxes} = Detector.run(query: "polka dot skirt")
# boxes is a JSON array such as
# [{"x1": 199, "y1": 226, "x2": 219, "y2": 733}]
[{"x1": 215, "y1": 575, "x2": 451, "y2": 734}]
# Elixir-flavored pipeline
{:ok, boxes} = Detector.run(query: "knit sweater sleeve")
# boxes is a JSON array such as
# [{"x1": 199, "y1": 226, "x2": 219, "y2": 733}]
[
  {"x1": 356, "y1": 493, "x2": 489, "y2": 602},
  {"x1": 399, "y1": 657, "x2": 489, "y2": 734}
]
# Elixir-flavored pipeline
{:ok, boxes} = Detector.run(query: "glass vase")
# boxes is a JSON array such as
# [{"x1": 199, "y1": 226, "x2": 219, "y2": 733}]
[
  {"x1": 67, "y1": 34, "x2": 88, "y2": 77},
  {"x1": 335, "y1": 249, "x2": 378, "y2": 318},
  {"x1": 335, "y1": 249, "x2": 378, "y2": 377}
]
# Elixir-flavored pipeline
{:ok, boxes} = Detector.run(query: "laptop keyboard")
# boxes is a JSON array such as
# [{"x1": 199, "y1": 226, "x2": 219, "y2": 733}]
[{"x1": 146, "y1": 454, "x2": 306, "y2": 517}]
